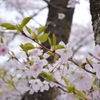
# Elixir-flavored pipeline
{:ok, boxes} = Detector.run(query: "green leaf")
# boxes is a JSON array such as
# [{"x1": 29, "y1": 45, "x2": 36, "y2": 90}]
[
  {"x1": 67, "y1": 86, "x2": 75, "y2": 93},
  {"x1": 0, "y1": 38, "x2": 3, "y2": 43},
  {"x1": 54, "y1": 44, "x2": 65, "y2": 50},
  {"x1": 40, "y1": 33, "x2": 49, "y2": 43},
  {"x1": 53, "y1": 34, "x2": 56, "y2": 46},
  {"x1": 20, "y1": 43, "x2": 34, "y2": 52},
  {"x1": 31, "y1": 32, "x2": 37, "y2": 40},
  {"x1": 48, "y1": 37, "x2": 52, "y2": 46},
  {"x1": 15, "y1": 24, "x2": 21, "y2": 31},
  {"x1": 63, "y1": 76, "x2": 69, "y2": 87},
  {"x1": 75, "y1": 89, "x2": 87, "y2": 98},
  {"x1": 37, "y1": 26, "x2": 47, "y2": 35},
  {"x1": 3, "y1": 70, "x2": 7, "y2": 77},
  {"x1": 25, "y1": 26, "x2": 32, "y2": 34},
  {"x1": 6, "y1": 79, "x2": 14, "y2": 86},
  {"x1": 0, "y1": 23, "x2": 16, "y2": 30},
  {"x1": 46, "y1": 51, "x2": 54, "y2": 56},
  {"x1": 21, "y1": 17, "x2": 32, "y2": 28},
  {"x1": 24, "y1": 43, "x2": 34, "y2": 50},
  {"x1": 42, "y1": 71, "x2": 54, "y2": 82}
]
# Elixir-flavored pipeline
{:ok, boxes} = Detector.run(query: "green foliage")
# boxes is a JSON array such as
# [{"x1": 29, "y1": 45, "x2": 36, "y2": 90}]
[
  {"x1": 48, "y1": 37, "x2": 52, "y2": 46},
  {"x1": 0, "y1": 17, "x2": 32, "y2": 32},
  {"x1": 53, "y1": 34, "x2": 56, "y2": 46},
  {"x1": 37, "y1": 26, "x2": 47, "y2": 35},
  {"x1": 0, "y1": 23, "x2": 16, "y2": 30},
  {"x1": 3, "y1": 70, "x2": 7, "y2": 77},
  {"x1": 20, "y1": 43, "x2": 34, "y2": 52},
  {"x1": 46, "y1": 51, "x2": 54, "y2": 56},
  {"x1": 75, "y1": 89, "x2": 88, "y2": 100},
  {"x1": 0, "y1": 69, "x2": 7, "y2": 79},
  {"x1": 42, "y1": 71, "x2": 54, "y2": 82},
  {"x1": 63, "y1": 76, "x2": 69, "y2": 87},
  {"x1": 25, "y1": 26, "x2": 32, "y2": 34},
  {"x1": 67, "y1": 86, "x2": 75, "y2": 93},
  {"x1": 40, "y1": 33, "x2": 50, "y2": 43},
  {"x1": 54, "y1": 44, "x2": 65, "y2": 50},
  {"x1": 0, "y1": 38, "x2": 3, "y2": 43},
  {"x1": 20, "y1": 17, "x2": 32, "y2": 29}
]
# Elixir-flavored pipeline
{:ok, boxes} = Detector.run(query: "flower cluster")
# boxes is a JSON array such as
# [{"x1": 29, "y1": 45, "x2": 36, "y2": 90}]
[{"x1": 1, "y1": 19, "x2": 100, "y2": 100}]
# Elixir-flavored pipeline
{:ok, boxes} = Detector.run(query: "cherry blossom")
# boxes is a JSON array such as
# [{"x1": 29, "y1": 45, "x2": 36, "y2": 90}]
[
  {"x1": 66, "y1": 67, "x2": 76, "y2": 83},
  {"x1": 40, "y1": 81, "x2": 49, "y2": 92},
  {"x1": 28, "y1": 79, "x2": 42, "y2": 94},
  {"x1": 72, "y1": 71, "x2": 92, "y2": 91},
  {"x1": 56, "y1": 42, "x2": 72, "y2": 63},
  {"x1": 93, "y1": 63, "x2": 100, "y2": 79},
  {"x1": 27, "y1": 57, "x2": 48, "y2": 78},
  {"x1": 90, "y1": 90, "x2": 100, "y2": 100},
  {"x1": 65, "y1": 93, "x2": 78, "y2": 100},
  {"x1": 93, "y1": 44, "x2": 100, "y2": 59},
  {"x1": 67, "y1": 0, "x2": 80, "y2": 8},
  {"x1": 0, "y1": 45, "x2": 9, "y2": 56},
  {"x1": 31, "y1": 48, "x2": 43, "y2": 57},
  {"x1": 54, "y1": 71, "x2": 66, "y2": 86}
]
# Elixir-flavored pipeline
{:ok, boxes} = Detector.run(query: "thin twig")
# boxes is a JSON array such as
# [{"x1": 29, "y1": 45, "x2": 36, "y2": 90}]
[
  {"x1": 68, "y1": 57, "x2": 96, "y2": 75},
  {"x1": 89, "y1": 53, "x2": 100, "y2": 61},
  {"x1": 21, "y1": 30, "x2": 60, "y2": 58}
]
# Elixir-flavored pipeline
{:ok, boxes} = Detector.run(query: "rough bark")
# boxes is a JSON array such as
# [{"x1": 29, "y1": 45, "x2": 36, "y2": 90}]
[
  {"x1": 44, "y1": 0, "x2": 74, "y2": 48},
  {"x1": 89, "y1": 0, "x2": 100, "y2": 45},
  {"x1": 21, "y1": 0, "x2": 74, "y2": 100}
]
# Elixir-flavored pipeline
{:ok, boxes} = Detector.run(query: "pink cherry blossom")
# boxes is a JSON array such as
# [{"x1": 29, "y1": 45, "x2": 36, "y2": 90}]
[
  {"x1": 40, "y1": 81, "x2": 49, "y2": 92},
  {"x1": 67, "y1": 0, "x2": 80, "y2": 8},
  {"x1": 56, "y1": 41, "x2": 72, "y2": 63},
  {"x1": 32, "y1": 48, "x2": 43, "y2": 57},
  {"x1": 72, "y1": 71, "x2": 92, "y2": 91},
  {"x1": 29, "y1": 79, "x2": 42, "y2": 93},
  {"x1": 93, "y1": 45, "x2": 100, "y2": 59},
  {"x1": 27, "y1": 57, "x2": 48, "y2": 78},
  {"x1": 66, "y1": 93, "x2": 78, "y2": 100},
  {"x1": 0, "y1": 45, "x2": 9, "y2": 56},
  {"x1": 93, "y1": 63, "x2": 100, "y2": 79}
]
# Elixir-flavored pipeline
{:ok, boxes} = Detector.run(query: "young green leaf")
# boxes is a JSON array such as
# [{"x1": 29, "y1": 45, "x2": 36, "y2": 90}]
[
  {"x1": 0, "y1": 23, "x2": 16, "y2": 30},
  {"x1": 0, "y1": 38, "x2": 3, "y2": 43},
  {"x1": 37, "y1": 26, "x2": 47, "y2": 35},
  {"x1": 53, "y1": 34, "x2": 56, "y2": 46},
  {"x1": 31, "y1": 32, "x2": 37, "y2": 40},
  {"x1": 54, "y1": 44, "x2": 65, "y2": 50},
  {"x1": 67, "y1": 86, "x2": 75, "y2": 93},
  {"x1": 40, "y1": 33, "x2": 49, "y2": 43},
  {"x1": 75, "y1": 89, "x2": 88, "y2": 99},
  {"x1": 21, "y1": 17, "x2": 32, "y2": 28},
  {"x1": 63, "y1": 76, "x2": 69, "y2": 87},
  {"x1": 20, "y1": 43, "x2": 34, "y2": 52},
  {"x1": 42, "y1": 71, "x2": 54, "y2": 82},
  {"x1": 25, "y1": 26, "x2": 32, "y2": 34},
  {"x1": 3, "y1": 70, "x2": 7, "y2": 77},
  {"x1": 48, "y1": 37, "x2": 52, "y2": 46},
  {"x1": 46, "y1": 51, "x2": 54, "y2": 56}
]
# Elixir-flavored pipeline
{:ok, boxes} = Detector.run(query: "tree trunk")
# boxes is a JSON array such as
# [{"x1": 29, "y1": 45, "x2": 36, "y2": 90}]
[
  {"x1": 44, "y1": 0, "x2": 74, "y2": 47},
  {"x1": 89, "y1": 0, "x2": 100, "y2": 45},
  {"x1": 21, "y1": 0, "x2": 74, "y2": 100}
]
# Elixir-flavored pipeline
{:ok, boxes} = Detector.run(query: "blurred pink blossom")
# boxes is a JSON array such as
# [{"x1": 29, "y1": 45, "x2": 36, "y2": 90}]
[
  {"x1": 67, "y1": 0, "x2": 80, "y2": 8},
  {"x1": 0, "y1": 45, "x2": 9, "y2": 56}
]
